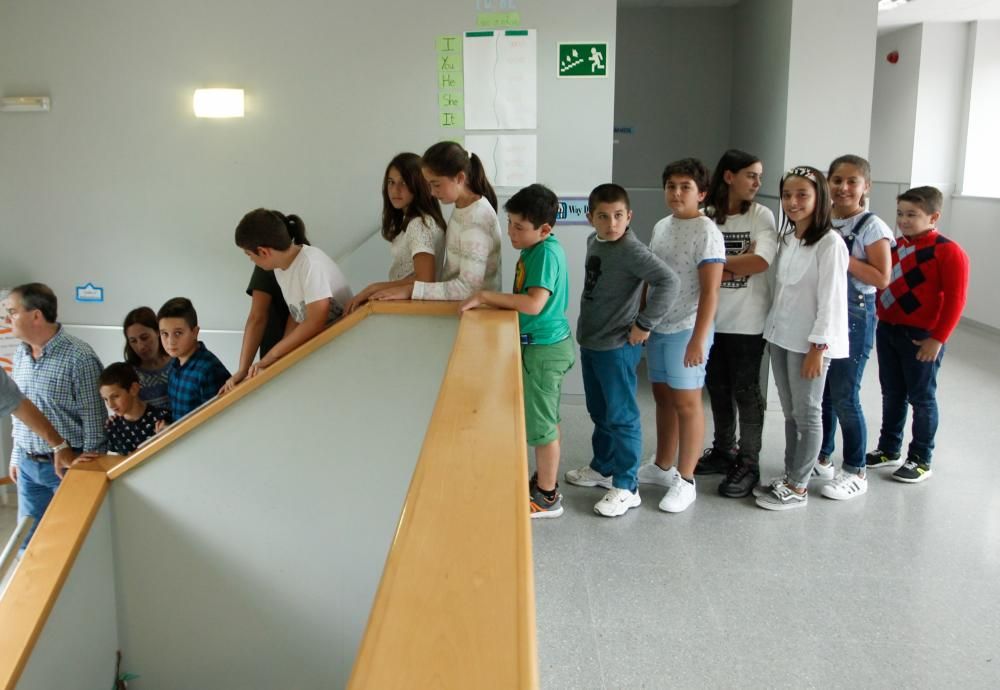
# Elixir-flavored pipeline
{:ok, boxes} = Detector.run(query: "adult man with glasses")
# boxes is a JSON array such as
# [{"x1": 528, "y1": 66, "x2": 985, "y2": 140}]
[{"x1": 4, "y1": 283, "x2": 105, "y2": 545}]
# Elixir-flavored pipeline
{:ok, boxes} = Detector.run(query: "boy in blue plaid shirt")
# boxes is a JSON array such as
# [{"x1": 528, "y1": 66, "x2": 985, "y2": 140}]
[{"x1": 158, "y1": 297, "x2": 230, "y2": 420}]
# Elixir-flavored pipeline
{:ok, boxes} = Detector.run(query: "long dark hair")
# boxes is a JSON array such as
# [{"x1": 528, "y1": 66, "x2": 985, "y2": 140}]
[
  {"x1": 381, "y1": 152, "x2": 447, "y2": 242},
  {"x1": 706, "y1": 149, "x2": 761, "y2": 225},
  {"x1": 779, "y1": 166, "x2": 832, "y2": 247},
  {"x1": 122, "y1": 306, "x2": 168, "y2": 366},
  {"x1": 422, "y1": 141, "x2": 498, "y2": 211},
  {"x1": 235, "y1": 209, "x2": 311, "y2": 252}
]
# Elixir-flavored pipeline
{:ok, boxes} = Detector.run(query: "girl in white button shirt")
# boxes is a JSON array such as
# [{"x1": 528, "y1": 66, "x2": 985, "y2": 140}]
[{"x1": 755, "y1": 166, "x2": 848, "y2": 511}]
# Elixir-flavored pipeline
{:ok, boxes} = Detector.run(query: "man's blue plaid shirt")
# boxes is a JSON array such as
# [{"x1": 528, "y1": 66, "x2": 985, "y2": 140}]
[{"x1": 11, "y1": 327, "x2": 106, "y2": 463}]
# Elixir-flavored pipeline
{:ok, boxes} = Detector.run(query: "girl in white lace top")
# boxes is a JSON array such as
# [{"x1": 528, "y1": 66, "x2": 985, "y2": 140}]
[{"x1": 346, "y1": 153, "x2": 447, "y2": 313}]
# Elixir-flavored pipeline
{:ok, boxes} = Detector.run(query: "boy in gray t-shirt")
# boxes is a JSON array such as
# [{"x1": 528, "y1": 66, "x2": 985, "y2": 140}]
[{"x1": 565, "y1": 184, "x2": 679, "y2": 517}]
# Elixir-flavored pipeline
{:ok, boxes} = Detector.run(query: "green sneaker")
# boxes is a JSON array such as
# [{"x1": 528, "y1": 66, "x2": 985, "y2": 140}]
[
  {"x1": 866, "y1": 449, "x2": 903, "y2": 469},
  {"x1": 892, "y1": 459, "x2": 933, "y2": 483}
]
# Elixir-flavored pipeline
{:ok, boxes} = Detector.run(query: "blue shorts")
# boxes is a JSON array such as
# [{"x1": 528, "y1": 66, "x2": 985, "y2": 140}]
[{"x1": 647, "y1": 328, "x2": 714, "y2": 390}]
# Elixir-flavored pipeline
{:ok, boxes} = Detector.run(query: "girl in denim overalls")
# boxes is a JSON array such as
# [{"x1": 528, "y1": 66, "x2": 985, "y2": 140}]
[{"x1": 814, "y1": 155, "x2": 895, "y2": 500}]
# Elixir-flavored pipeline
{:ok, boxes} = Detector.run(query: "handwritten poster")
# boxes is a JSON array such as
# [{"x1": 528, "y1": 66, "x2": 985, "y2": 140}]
[
  {"x1": 465, "y1": 134, "x2": 536, "y2": 188},
  {"x1": 463, "y1": 29, "x2": 536, "y2": 130},
  {"x1": 437, "y1": 35, "x2": 464, "y2": 129}
]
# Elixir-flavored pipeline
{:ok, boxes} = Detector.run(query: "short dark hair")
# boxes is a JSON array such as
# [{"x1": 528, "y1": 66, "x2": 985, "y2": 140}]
[
  {"x1": 662, "y1": 158, "x2": 711, "y2": 192},
  {"x1": 234, "y1": 209, "x2": 309, "y2": 253},
  {"x1": 897, "y1": 186, "x2": 943, "y2": 215},
  {"x1": 99, "y1": 362, "x2": 140, "y2": 390},
  {"x1": 11, "y1": 283, "x2": 58, "y2": 323},
  {"x1": 157, "y1": 297, "x2": 198, "y2": 329},
  {"x1": 588, "y1": 183, "x2": 631, "y2": 212},
  {"x1": 504, "y1": 184, "x2": 559, "y2": 228}
]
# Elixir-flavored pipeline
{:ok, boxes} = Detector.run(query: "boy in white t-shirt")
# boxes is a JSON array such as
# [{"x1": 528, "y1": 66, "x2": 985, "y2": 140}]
[
  {"x1": 637, "y1": 158, "x2": 726, "y2": 514},
  {"x1": 234, "y1": 208, "x2": 352, "y2": 378},
  {"x1": 698, "y1": 150, "x2": 778, "y2": 498}
]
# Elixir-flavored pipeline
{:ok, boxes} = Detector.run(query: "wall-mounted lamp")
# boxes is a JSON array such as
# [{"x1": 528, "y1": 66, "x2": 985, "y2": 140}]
[
  {"x1": 0, "y1": 96, "x2": 51, "y2": 112},
  {"x1": 193, "y1": 88, "x2": 244, "y2": 118}
]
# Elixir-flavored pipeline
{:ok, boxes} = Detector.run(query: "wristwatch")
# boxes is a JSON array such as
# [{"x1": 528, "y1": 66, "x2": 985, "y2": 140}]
[
  {"x1": 811, "y1": 343, "x2": 829, "y2": 351},
  {"x1": 50, "y1": 440, "x2": 70, "y2": 453}
]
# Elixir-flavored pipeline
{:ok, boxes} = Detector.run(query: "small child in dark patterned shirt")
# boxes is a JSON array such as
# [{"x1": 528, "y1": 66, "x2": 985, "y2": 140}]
[{"x1": 99, "y1": 362, "x2": 171, "y2": 456}]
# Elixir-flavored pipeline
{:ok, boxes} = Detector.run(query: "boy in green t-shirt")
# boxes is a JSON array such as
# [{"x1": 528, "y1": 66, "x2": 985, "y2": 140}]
[{"x1": 460, "y1": 183, "x2": 575, "y2": 518}]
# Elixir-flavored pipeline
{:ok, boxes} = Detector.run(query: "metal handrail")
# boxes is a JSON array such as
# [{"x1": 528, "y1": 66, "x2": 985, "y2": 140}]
[{"x1": 0, "y1": 516, "x2": 36, "y2": 595}]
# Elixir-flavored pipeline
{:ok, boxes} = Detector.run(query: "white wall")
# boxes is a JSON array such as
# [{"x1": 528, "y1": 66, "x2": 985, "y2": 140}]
[
  {"x1": 784, "y1": 0, "x2": 877, "y2": 170},
  {"x1": 962, "y1": 21, "x2": 1000, "y2": 197},
  {"x1": 870, "y1": 25, "x2": 923, "y2": 185},
  {"x1": 15, "y1": 500, "x2": 119, "y2": 690},
  {"x1": 911, "y1": 23, "x2": 969, "y2": 191},
  {"x1": 949, "y1": 197, "x2": 998, "y2": 328},
  {"x1": 0, "y1": 0, "x2": 616, "y2": 334}
]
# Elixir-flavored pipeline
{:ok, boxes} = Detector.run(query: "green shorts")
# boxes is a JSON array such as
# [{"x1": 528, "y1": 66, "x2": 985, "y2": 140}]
[{"x1": 522, "y1": 337, "x2": 576, "y2": 447}]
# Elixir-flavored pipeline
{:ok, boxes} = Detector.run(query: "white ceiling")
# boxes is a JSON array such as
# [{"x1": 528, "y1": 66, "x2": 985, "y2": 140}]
[
  {"x1": 617, "y1": 0, "x2": 1000, "y2": 30},
  {"x1": 877, "y1": 0, "x2": 1000, "y2": 31}
]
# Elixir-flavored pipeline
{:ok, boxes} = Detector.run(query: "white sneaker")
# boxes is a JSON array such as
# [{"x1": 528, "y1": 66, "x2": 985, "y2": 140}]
[
  {"x1": 658, "y1": 475, "x2": 696, "y2": 513},
  {"x1": 811, "y1": 460, "x2": 835, "y2": 481},
  {"x1": 820, "y1": 469, "x2": 868, "y2": 500},
  {"x1": 565, "y1": 465, "x2": 613, "y2": 489},
  {"x1": 637, "y1": 461, "x2": 679, "y2": 487},
  {"x1": 594, "y1": 487, "x2": 641, "y2": 517}
]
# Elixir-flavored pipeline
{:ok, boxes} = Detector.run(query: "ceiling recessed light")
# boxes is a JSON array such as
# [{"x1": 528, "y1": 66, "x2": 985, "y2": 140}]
[{"x1": 878, "y1": 0, "x2": 912, "y2": 12}]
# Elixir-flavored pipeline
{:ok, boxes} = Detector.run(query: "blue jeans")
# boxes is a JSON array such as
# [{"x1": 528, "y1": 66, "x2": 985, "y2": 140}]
[
  {"x1": 875, "y1": 321, "x2": 943, "y2": 464},
  {"x1": 581, "y1": 344, "x2": 643, "y2": 491},
  {"x1": 14, "y1": 448, "x2": 63, "y2": 548},
  {"x1": 820, "y1": 291, "x2": 876, "y2": 473}
]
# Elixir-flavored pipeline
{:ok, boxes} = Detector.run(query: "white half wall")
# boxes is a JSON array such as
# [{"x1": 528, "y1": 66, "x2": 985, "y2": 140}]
[
  {"x1": 109, "y1": 314, "x2": 458, "y2": 689},
  {"x1": 15, "y1": 500, "x2": 119, "y2": 690}
]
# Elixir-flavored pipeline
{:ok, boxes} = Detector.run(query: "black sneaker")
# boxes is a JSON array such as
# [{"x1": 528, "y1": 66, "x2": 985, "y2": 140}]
[
  {"x1": 718, "y1": 456, "x2": 760, "y2": 498},
  {"x1": 866, "y1": 448, "x2": 903, "y2": 469},
  {"x1": 892, "y1": 458, "x2": 933, "y2": 483},
  {"x1": 694, "y1": 446, "x2": 735, "y2": 476}
]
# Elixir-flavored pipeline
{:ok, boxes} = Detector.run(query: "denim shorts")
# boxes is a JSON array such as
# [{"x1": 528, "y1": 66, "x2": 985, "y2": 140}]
[{"x1": 647, "y1": 328, "x2": 714, "y2": 390}]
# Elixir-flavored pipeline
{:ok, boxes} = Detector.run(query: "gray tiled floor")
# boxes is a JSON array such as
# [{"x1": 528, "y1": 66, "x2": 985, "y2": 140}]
[{"x1": 533, "y1": 324, "x2": 1000, "y2": 689}]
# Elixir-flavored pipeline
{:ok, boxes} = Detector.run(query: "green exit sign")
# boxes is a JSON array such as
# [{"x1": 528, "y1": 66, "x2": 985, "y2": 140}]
[{"x1": 558, "y1": 42, "x2": 608, "y2": 78}]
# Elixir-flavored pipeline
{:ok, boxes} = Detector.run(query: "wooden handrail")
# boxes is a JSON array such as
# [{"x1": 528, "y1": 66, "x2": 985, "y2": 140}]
[
  {"x1": 0, "y1": 302, "x2": 538, "y2": 690},
  {"x1": 0, "y1": 470, "x2": 108, "y2": 690},
  {"x1": 349, "y1": 308, "x2": 538, "y2": 689}
]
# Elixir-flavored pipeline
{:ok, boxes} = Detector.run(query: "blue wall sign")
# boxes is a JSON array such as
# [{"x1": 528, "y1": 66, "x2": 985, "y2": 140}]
[
  {"x1": 555, "y1": 197, "x2": 590, "y2": 225},
  {"x1": 75, "y1": 283, "x2": 105, "y2": 303}
]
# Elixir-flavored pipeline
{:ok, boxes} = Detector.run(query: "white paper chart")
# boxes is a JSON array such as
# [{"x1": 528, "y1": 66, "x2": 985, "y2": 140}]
[
  {"x1": 463, "y1": 29, "x2": 537, "y2": 130},
  {"x1": 465, "y1": 134, "x2": 537, "y2": 188}
]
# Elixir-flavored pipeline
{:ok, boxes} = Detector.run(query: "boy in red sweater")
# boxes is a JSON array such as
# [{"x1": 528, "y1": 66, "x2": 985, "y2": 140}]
[{"x1": 867, "y1": 186, "x2": 969, "y2": 483}]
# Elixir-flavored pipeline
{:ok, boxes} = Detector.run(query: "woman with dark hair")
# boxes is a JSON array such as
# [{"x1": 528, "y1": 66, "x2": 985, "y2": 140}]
[{"x1": 122, "y1": 306, "x2": 172, "y2": 408}]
